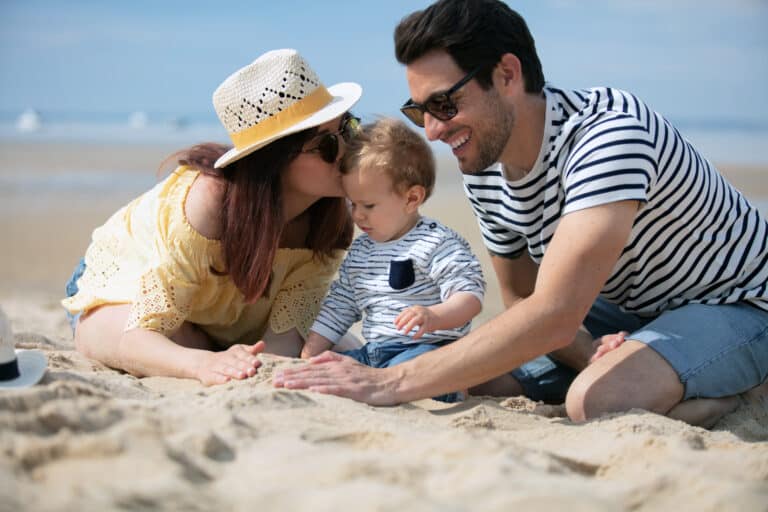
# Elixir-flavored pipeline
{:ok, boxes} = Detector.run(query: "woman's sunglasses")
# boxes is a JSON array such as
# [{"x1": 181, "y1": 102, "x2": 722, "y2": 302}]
[
  {"x1": 400, "y1": 66, "x2": 482, "y2": 128},
  {"x1": 303, "y1": 113, "x2": 361, "y2": 164}
]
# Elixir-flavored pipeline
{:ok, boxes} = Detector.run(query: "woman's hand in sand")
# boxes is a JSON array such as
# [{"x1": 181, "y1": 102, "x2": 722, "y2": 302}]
[
  {"x1": 194, "y1": 341, "x2": 265, "y2": 386},
  {"x1": 273, "y1": 352, "x2": 401, "y2": 406},
  {"x1": 589, "y1": 331, "x2": 628, "y2": 364},
  {"x1": 395, "y1": 305, "x2": 437, "y2": 340}
]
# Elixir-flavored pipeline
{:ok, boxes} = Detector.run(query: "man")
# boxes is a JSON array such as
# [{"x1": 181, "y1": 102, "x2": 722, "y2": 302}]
[{"x1": 275, "y1": 0, "x2": 768, "y2": 427}]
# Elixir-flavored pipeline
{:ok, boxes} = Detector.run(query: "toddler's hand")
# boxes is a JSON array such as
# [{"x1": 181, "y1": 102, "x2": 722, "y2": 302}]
[
  {"x1": 194, "y1": 342, "x2": 264, "y2": 386},
  {"x1": 395, "y1": 305, "x2": 437, "y2": 340},
  {"x1": 589, "y1": 331, "x2": 629, "y2": 364},
  {"x1": 301, "y1": 335, "x2": 333, "y2": 359}
]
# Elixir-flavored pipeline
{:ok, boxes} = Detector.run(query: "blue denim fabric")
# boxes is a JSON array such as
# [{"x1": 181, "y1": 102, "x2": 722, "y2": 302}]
[
  {"x1": 64, "y1": 258, "x2": 86, "y2": 332},
  {"x1": 342, "y1": 340, "x2": 462, "y2": 403},
  {"x1": 587, "y1": 298, "x2": 768, "y2": 400},
  {"x1": 511, "y1": 297, "x2": 768, "y2": 403},
  {"x1": 510, "y1": 355, "x2": 578, "y2": 404}
]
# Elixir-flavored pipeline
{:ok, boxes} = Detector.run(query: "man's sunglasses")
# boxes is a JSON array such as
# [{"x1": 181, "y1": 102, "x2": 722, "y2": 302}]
[
  {"x1": 302, "y1": 113, "x2": 361, "y2": 164},
  {"x1": 400, "y1": 66, "x2": 482, "y2": 128}
]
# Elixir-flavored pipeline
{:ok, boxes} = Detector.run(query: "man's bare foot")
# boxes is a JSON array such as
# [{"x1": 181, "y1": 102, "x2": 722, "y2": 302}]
[
  {"x1": 743, "y1": 378, "x2": 768, "y2": 405},
  {"x1": 667, "y1": 396, "x2": 741, "y2": 428}
]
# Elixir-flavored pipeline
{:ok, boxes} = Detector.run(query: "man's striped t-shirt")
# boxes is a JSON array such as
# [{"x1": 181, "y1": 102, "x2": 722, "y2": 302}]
[{"x1": 463, "y1": 85, "x2": 768, "y2": 315}]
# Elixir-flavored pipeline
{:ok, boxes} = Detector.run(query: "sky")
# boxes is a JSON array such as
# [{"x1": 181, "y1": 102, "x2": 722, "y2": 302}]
[{"x1": 1, "y1": 0, "x2": 767, "y2": 129}]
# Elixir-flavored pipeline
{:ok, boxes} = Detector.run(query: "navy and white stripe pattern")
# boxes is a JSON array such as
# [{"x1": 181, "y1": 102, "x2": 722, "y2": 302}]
[
  {"x1": 464, "y1": 85, "x2": 768, "y2": 315},
  {"x1": 311, "y1": 217, "x2": 485, "y2": 344}
]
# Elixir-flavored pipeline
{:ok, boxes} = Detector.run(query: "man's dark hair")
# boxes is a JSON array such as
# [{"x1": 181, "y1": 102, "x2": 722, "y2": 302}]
[{"x1": 394, "y1": 0, "x2": 544, "y2": 93}]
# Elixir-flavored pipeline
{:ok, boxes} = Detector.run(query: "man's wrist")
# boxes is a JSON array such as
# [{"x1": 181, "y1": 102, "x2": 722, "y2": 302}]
[{"x1": 386, "y1": 362, "x2": 414, "y2": 403}]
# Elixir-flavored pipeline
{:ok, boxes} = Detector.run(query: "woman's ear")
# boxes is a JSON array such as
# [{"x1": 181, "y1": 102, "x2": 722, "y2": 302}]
[{"x1": 405, "y1": 185, "x2": 426, "y2": 212}]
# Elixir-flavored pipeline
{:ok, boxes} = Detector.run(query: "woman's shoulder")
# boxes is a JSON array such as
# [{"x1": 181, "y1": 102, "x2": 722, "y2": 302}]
[{"x1": 184, "y1": 171, "x2": 226, "y2": 240}]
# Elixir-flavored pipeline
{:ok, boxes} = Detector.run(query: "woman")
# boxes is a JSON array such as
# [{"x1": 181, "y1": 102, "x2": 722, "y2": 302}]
[{"x1": 62, "y1": 49, "x2": 362, "y2": 385}]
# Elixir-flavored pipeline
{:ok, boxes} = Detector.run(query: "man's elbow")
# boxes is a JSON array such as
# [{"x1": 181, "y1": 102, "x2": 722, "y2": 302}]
[{"x1": 539, "y1": 304, "x2": 586, "y2": 352}]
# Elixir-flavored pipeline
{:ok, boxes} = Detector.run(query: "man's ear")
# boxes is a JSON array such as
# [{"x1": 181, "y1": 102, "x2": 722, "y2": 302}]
[
  {"x1": 405, "y1": 185, "x2": 426, "y2": 212},
  {"x1": 496, "y1": 53, "x2": 523, "y2": 92}
]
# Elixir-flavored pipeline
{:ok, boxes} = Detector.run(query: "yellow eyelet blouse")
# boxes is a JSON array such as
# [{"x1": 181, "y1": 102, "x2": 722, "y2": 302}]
[{"x1": 61, "y1": 167, "x2": 344, "y2": 347}]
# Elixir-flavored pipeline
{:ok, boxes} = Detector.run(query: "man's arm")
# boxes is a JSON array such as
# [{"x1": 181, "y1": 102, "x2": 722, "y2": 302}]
[
  {"x1": 489, "y1": 251, "x2": 538, "y2": 308},
  {"x1": 389, "y1": 200, "x2": 638, "y2": 400},
  {"x1": 275, "y1": 201, "x2": 638, "y2": 404}
]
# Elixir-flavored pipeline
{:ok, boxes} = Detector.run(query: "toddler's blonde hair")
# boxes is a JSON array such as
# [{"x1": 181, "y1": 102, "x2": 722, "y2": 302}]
[{"x1": 342, "y1": 117, "x2": 435, "y2": 199}]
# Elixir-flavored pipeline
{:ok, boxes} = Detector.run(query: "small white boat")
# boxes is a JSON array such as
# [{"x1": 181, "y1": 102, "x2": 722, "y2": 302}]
[
  {"x1": 129, "y1": 111, "x2": 148, "y2": 129},
  {"x1": 16, "y1": 108, "x2": 42, "y2": 133}
]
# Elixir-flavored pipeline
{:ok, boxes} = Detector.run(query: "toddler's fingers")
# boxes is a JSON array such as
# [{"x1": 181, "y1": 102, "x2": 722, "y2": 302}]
[{"x1": 400, "y1": 318, "x2": 420, "y2": 335}]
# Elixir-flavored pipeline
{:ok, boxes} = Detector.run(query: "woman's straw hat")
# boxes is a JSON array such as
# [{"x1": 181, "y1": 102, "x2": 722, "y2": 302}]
[
  {"x1": 0, "y1": 307, "x2": 46, "y2": 389},
  {"x1": 213, "y1": 49, "x2": 362, "y2": 168}
]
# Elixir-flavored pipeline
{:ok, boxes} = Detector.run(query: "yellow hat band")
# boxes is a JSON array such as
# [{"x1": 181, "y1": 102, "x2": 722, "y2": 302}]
[{"x1": 229, "y1": 86, "x2": 333, "y2": 150}]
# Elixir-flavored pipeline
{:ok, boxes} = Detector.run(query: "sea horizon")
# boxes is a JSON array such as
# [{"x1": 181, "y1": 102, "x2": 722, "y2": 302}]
[{"x1": 2, "y1": 108, "x2": 768, "y2": 168}]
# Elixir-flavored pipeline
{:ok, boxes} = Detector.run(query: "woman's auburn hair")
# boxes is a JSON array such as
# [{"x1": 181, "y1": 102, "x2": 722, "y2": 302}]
[{"x1": 161, "y1": 131, "x2": 353, "y2": 303}]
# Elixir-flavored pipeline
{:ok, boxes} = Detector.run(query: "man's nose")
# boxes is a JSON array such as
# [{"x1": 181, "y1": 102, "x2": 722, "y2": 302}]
[{"x1": 423, "y1": 113, "x2": 446, "y2": 141}]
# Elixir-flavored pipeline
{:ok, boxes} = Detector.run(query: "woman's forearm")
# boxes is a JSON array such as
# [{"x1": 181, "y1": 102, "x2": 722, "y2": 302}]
[{"x1": 116, "y1": 328, "x2": 206, "y2": 379}]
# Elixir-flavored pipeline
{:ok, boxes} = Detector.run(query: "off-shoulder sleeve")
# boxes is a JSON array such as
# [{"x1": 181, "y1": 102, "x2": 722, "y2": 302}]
[
  {"x1": 268, "y1": 251, "x2": 344, "y2": 339},
  {"x1": 125, "y1": 172, "x2": 218, "y2": 335},
  {"x1": 125, "y1": 261, "x2": 201, "y2": 335}
]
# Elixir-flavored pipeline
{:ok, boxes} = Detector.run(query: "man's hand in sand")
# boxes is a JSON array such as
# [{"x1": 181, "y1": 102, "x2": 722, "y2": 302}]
[
  {"x1": 273, "y1": 352, "x2": 399, "y2": 406},
  {"x1": 589, "y1": 331, "x2": 628, "y2": 364},
  {"x1": 194, "y1": 341, "x2": 265, "y2": 386}
]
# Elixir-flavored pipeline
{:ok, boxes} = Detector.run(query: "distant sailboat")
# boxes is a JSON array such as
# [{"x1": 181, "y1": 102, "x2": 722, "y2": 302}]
[
  {"x1": 129, "y1": 111, "x2": 148, "y2": 129},
  {"x1": 169, "y1": 116, "x2": 188, "y2": 131},
  {"x1": 16, "y1": 108, "x2": 42, "y2": 133}
]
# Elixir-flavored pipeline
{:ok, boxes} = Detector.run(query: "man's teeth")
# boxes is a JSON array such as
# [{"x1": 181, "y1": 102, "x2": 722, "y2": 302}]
[{"x1": 450, "y1": 135, "x2": 469, "y2": 149}]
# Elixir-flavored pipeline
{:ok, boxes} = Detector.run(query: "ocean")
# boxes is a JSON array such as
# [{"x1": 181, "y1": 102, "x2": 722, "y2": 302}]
[
  {"x1": 0, "y1": 111, "x2": 766, "y2": 216},
  {"x1": 2, "y1": 111, "x2": 768, "y2": 166}
]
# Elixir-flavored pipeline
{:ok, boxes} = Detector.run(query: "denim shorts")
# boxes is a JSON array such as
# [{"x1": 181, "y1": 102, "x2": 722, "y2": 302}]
[
  {"x1": 343, "y1": 340, "x2": 461, "y2": 403},
  {"x1": 585, "y1": 298, "x2": 768, "y2": 400},
  {"x1": 64, "y1": 258, "x2": 86, "y2": 332},
  {"x1": 512, "y1": 297, "x2": 768, "y2": 403}
]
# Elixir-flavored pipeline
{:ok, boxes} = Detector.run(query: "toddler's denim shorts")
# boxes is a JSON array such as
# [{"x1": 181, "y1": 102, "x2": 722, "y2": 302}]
[
  {"x1": 512, "y1": 297, "x2": 768, "y2": 403},
  {"x1": 343, "y1": 340, "x2": 462, "y2": 403}
]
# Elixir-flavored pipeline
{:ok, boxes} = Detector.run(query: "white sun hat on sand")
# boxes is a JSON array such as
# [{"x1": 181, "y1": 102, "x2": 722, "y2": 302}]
[
  {"x1": 0, "y1": 307, "x2": 47, "y2": 388},
  {"x1": 213, "y1": 48, "x2": 362, "y2": 169}
]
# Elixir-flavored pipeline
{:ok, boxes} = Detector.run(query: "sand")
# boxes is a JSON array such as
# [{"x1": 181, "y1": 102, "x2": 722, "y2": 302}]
[{"x1": 1, "y1": 141, "x2": 767, "y2": 511}]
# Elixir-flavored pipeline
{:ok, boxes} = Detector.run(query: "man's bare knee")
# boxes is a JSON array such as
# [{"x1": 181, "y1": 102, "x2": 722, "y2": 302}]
[
  {"x1": 565, "y1": 374, "x2": 590, "y2": 422},
  {"x1": 565, "y1": 371, "x2": 623, "y2": 422}
]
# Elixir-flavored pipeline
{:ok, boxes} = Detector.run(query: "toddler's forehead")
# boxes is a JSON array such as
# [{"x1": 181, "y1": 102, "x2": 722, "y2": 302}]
[{"x1": 344, "y1": 165, "x2": 397, "y2": 188}]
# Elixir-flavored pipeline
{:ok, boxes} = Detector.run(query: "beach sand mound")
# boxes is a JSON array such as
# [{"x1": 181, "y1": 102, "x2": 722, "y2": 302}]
[{"x1": 1, "y1": 297, "x2": 767, "y2": 512}]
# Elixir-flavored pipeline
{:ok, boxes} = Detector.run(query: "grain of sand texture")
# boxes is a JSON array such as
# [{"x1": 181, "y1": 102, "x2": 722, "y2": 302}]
[{"x1": 1, "y1": 142, "x2": 767, "y2": 511}]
